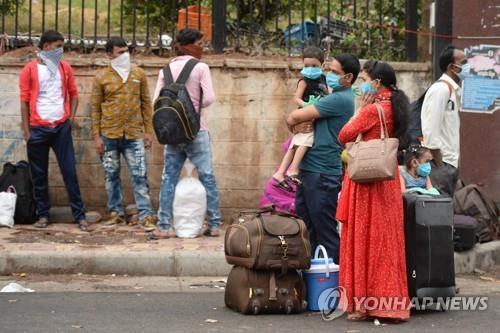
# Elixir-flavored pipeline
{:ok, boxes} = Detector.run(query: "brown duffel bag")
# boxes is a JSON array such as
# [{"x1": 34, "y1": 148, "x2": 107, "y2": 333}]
[
  {"x1": 225, "y1": 208, "x2": 311, "y2": 272},
  {"x1": 224, "y1": 266, "x2": 307, "y2": 315}
]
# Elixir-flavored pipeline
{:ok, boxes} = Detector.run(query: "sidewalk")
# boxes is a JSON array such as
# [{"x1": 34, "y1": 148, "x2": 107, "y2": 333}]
[
  {"x1": 1, "y1": 220, "x2": 499, "y2": 276},
  {"x1": 0, "y1": 222, "x2": 231, "y2": 276}
]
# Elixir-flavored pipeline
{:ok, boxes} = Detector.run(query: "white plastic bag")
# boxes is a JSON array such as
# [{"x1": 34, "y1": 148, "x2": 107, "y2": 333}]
[
  {"x1": 0, "y1": 186, "x2": 16, "y2": 228},
  {"x1": 173, "y1": 160, "x2": 207, "y2": 238},
  {"x1": 1, "y1": 282, "x2": 34, "y2": 293}
]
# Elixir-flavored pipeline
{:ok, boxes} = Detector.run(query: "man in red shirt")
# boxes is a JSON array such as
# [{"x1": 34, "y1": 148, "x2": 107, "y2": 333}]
[{"x1": 19, "y1": 30, "x2": 88, "y2": 231}]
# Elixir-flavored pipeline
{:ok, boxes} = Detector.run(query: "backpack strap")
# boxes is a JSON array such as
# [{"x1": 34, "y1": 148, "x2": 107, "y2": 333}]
[
  {"x1": 162, "y1": 64, "x2": 174, "y2": 85},
  {"x1": 176, "y1": 58, "x2": 200, "y2": 85},
  {"x1": 437, "y1": 79, "x2": 453, "y2": 99}
]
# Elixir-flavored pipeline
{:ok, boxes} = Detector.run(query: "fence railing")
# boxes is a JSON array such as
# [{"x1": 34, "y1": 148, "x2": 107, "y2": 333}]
[{"x1": 0, "y1": 0, "x2": 420, "y2": 61}]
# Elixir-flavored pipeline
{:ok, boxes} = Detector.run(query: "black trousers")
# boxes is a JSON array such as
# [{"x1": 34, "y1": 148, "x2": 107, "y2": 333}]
[
  {"x1": 27, "y1": 120, "x2": 85, "y2": 221},
  {"x1": 296, "y1": 171, "x2": 341, "y2": 264}
]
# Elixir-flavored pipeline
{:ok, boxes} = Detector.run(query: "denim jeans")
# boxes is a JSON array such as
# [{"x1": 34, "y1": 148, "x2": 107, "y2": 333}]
[
  {"x1": 158, "y1": 131, "x2": 221, "y2": 231},
  {"x1": 27, "y1": 120, "x2": 86, "y2": 221},
  {"x1": 101, "y1": 136, "x2": 154, "y2": 221},
  {"x1": 296, "y1": 171, "x2": 342, "y2": 264}
]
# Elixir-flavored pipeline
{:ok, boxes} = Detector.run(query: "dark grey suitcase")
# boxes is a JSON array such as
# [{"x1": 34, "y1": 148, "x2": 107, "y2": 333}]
[{"x1": 403, "y1": 193, "x2": 456, "y2": 299}]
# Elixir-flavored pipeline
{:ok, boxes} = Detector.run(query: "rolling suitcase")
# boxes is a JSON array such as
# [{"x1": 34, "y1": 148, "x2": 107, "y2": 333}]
[
  {"x1": 403, "y1": 193, "x2": 456, "y2": 299},
  {"x1": 224, "y1": 266, "x2": 307, "y2": 315},
  {"x1": 453, "y1": 215, "x2": 479, "y2": 252}
]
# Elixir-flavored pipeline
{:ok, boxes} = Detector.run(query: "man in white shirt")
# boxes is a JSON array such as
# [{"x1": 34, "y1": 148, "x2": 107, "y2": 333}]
[{"x1": 421, "y1": 45, "x2": 468, "y2": 196}]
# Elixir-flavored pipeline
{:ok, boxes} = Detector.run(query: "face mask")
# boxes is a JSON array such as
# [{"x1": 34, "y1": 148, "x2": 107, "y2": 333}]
[
  {"x1": 455, "y1": 63, "x2": 471, "y2": 81},
  {"x1": 326, "y1": 73, "x2": 344, "y2": 90},
  {"x1": 359, "y1": 81, "x2": 377, "y2": 95},
  {"x1": 111, "y1": 52, "x2": 131, "y2": 83},
  {"x1": 39, "y1": 47, "x2": 64, "y2": 77},
  {"x1": 417, "y1": 162, "x2": 432, "y2": 177},
  {"x1": 301, "y1": 66, "x2": 323, "y2": 80}
]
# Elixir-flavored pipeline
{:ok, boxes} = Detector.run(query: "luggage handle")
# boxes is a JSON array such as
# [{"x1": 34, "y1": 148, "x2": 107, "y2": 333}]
[
  {"x1": 239, "y1": 205, "x2": 300, "y2": 219},
  {"x1": 314, "y1": 245, "x2": 331, "y2": 278},
  {"x1": 6, "y1": 185, "x2": 16, "y2": 194}
]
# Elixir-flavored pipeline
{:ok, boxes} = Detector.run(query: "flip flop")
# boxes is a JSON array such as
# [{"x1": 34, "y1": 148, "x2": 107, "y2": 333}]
[
  {"x1": 286, "y1": 174, "x2": 302, "y2": 185},
  {"x1": 273, "y1": 178, "x2": 293, "y2": 192}
]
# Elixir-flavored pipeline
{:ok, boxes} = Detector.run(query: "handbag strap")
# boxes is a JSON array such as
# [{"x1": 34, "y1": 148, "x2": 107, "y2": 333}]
[
  {"x1": 353, "y1": 103, "x2": 389, "y2": 143},
  {"x1": 374, "y1": 103, "x2": 390, "y2": 140}
]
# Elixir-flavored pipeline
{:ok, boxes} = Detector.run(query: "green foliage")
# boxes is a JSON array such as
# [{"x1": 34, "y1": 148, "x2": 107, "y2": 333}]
[{"x1": 1, "y1": 0, "x2": 23, "y2": 15}]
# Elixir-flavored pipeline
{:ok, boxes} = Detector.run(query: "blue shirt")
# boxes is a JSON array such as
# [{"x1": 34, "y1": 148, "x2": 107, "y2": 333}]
[{"x1": 300, "y1": 87, "x2": 355, "y2": 175}]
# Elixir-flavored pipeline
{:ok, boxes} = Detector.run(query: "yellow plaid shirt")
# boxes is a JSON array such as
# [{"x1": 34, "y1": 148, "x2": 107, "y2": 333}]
[{"x1": 91, "y1": 66, "x2": 153, "y2": 139}]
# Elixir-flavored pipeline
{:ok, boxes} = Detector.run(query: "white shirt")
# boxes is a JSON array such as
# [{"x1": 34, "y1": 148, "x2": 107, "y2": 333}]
[
  {"x1": 36, "y1": 64, "x2": 65, "y2": 123},
  {"x1": 421, "y1": 74, "x2": 461, "y2": 168}
]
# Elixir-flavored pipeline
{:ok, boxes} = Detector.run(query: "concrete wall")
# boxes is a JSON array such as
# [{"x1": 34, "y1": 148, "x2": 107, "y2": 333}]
[{"x1": 0, "y1": 55, "x2": 432, "y2": 221}]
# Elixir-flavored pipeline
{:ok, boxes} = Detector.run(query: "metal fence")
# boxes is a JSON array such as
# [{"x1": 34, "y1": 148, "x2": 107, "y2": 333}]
[{"x1": 0, "y1": 0, "x2": 420, "y2": 61}]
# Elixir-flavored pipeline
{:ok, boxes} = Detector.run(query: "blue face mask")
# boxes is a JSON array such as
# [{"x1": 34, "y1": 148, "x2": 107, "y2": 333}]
[
  {"x1": 417, "y1": 162, "x2": 432, "y2": 177},
  {"x1": 326, "y1": 73, "x2": 343, "y2": 90},
  {"x1": 301, "y1": 66, "x2": 323, "y2": 80},
  {"x1": 456, "y1": 63, "x2": 471, "y2": 81},
  {"x1": 360, "y1": 81, "x2": 377, "y2": 95}
]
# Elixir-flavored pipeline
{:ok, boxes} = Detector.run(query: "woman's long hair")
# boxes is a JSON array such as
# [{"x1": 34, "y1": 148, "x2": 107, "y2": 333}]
[{"x1": 367, "y1": 61, "x2": 410, "y2": 142}]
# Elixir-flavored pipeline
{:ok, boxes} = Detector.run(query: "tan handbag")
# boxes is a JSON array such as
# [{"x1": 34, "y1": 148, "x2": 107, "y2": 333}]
[{"x1": 345, "y1": 103, "x2": 399, "y2": 183}]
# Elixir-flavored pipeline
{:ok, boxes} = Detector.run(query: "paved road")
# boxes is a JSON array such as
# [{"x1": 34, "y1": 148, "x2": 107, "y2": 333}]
[{"x1": 1, "y1": 292, "x2": 499, "y2": 333}]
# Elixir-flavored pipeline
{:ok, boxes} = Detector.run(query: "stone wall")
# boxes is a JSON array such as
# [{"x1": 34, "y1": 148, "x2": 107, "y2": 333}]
[{"x1": 0, "y1": 56, "x2": 432, "y2": 221}]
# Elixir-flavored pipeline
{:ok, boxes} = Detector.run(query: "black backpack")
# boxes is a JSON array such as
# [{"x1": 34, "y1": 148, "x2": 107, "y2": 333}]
[
  {"x1": 0, "y1": 161, "x2": 36, "y2": 224},
  {"x1": 153, "y1": 59, "x2": 203, "y2": 145},
  {"x1": 407, "y1": 79, "x2": 453, "y2": 145}
]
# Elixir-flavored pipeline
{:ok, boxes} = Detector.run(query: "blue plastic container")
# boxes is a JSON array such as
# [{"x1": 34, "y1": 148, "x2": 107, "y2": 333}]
[
  {"x1": 303, "y1": 245, "x2": 339, "y2": 311},
  {"x1": 284, "y1": 21, "x2": 319, "y2": 48}
]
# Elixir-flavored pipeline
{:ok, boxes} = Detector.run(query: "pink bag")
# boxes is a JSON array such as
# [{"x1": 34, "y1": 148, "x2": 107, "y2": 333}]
[{"x1": 259, "y1": 138, "x2": 297, "y2": 215}]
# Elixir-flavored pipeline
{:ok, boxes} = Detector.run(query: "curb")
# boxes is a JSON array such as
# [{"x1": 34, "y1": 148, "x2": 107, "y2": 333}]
[
  {"x1": 454, "y1": 241, "x2": 500, "y2": 274},
  {"x1": 0, "y1": 250, "x2": 232, "y2": 277},
  {"x1": 1, "y1": 241, "x2": 498, "y2": 277}
]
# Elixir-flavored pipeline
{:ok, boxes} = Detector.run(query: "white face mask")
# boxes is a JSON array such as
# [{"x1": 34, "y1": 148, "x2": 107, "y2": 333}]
[{"x1": 111, "y1": 52, "x2": 131, "y2": 83}]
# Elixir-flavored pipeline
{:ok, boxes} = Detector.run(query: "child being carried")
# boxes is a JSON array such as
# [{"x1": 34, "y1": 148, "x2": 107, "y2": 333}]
[{"x1": 273, "y1": 47, "x2": 328, "y2": 191}]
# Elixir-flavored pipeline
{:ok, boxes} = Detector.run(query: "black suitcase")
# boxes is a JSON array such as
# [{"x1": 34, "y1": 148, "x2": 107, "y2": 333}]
[
  {"x1": 454, "y1": 215, "x2": 479, "y2": 252},
  {"x1": 225, "y1": 266, "x2": 307, "y2": 315},
  {"x1": 403, "y1": 193, "x2": 456, "y2": 299}
]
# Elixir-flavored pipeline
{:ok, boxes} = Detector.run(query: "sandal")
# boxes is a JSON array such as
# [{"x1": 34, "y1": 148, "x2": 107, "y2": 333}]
[
  {"x1": 286, "y1": 174, "x2": 302, "y2": 185},
  {"x1": 78, "y1": 220, "x2": 90, "y2": 232},
  {"x1": 273, "y1": 178, "x2": 293, "y2": 192},
  {"x1": 148, "y1": 228, "x2": 175, "y2": 240},
  {"x1": 34, "y1": 217, "x2": 49, "y2": 228},
  {"x1": 346, "y1": 312, "x2": 369, "y2": 321}
]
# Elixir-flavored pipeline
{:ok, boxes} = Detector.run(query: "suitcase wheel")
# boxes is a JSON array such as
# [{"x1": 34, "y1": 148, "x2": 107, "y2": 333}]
[
  {"x1": 285, "y1": 300, "x2": 293, "y2": 314},
  {"x1": 251, "y1": 299, "x2": 261, "y2": 315}
]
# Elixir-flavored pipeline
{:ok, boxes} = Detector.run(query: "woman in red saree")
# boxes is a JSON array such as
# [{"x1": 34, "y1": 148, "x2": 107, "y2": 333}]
[{"x1": 337, "y1": 61, "x2": 410, "y2": 321}]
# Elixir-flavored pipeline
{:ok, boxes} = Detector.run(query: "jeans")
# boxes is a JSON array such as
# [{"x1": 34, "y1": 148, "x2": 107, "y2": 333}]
[
  {"x1": 101, "y1": 136, "x2": 154, "y2": 220},
  {"x1": 27, "y1": 120, "x2": 86, "y2": 221},
  {"x1": 296, "y1": 171, "x2": 342, "y2": 264},
  {"x1": 158, "y1": 131, "x2": 221, "y2": 231}
]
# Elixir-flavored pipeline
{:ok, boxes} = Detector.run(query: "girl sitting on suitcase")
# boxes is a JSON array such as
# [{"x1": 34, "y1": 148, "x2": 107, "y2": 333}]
[{"x1": 400, "y1": 145, "x2": 436, "y2": 192}]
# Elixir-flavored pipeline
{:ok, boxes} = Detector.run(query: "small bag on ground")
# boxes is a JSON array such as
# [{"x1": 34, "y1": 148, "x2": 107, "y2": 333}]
[
  {"x1": 453, "y1": 214, "x2": 479, "y2": 252},
  {"x1": 224, "y1": 265, "x2": 307, "y2": 315},
  {"x1": 225, "y1": 208, "x2": 311, "y2": 272},
  {"x1": 0, "y1": 161, "x2": 36, "y2": 224},
  {"x1": 0, "y1": 186, "x2": 17, "y2": 228},
  {"x1": 173, "y1": 160, "x2": 207, "y2": 238},
  {"x1": 453, "y1": 181, "x2": 500, "y2": 243}
]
